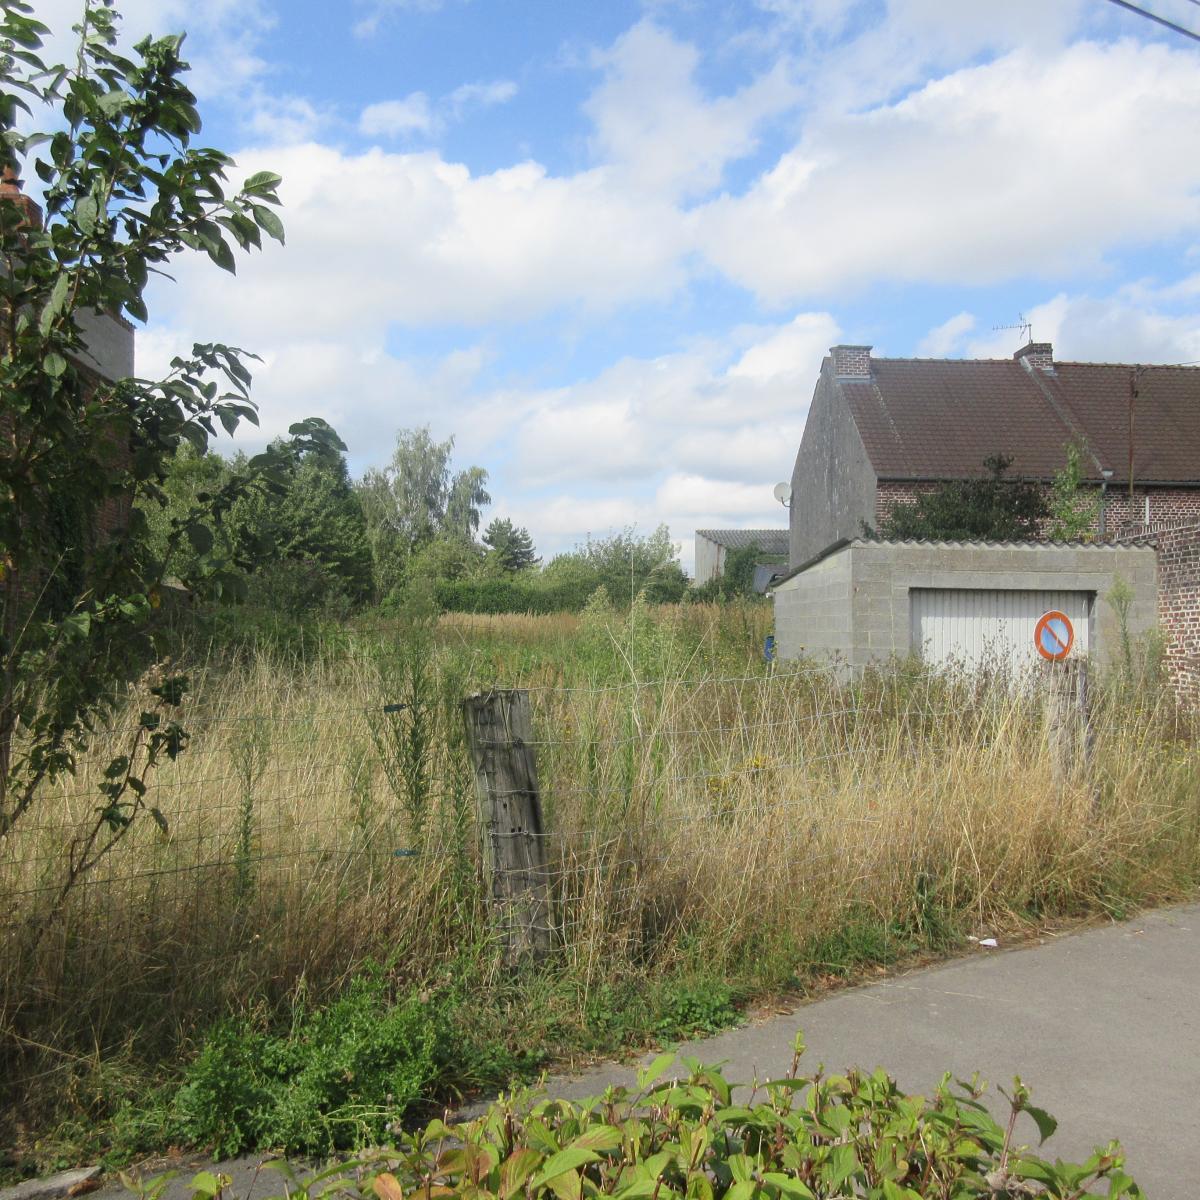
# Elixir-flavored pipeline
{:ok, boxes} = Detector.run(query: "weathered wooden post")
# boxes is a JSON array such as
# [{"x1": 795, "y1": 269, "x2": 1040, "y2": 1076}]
[
  {"x1": 461, "y1": 689, "x2": 552, "y2": 965},
  {"x1": 1042, "y1": 658, "x2": 1093, "y2": 788}
]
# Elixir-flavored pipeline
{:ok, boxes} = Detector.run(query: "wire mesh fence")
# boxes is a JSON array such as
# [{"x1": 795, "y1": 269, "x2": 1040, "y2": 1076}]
[{"x1": 5, "y1": 646, "x2": 1167, "y2": 1098}]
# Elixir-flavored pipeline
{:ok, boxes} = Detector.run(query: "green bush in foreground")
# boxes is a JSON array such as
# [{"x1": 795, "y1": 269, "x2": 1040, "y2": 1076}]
[
  {"x1": 128, "y1": 1043, "x2": 1140, "y2": 1200},
  {"x1": 172, "y1": 971, "x2": 451, "y2": 1158}
]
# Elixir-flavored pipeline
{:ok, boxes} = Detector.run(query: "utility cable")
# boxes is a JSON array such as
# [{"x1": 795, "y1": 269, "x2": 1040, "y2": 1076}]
[{"x1": 1100, "y1": 0, "x2": 1200, "y2": 42}]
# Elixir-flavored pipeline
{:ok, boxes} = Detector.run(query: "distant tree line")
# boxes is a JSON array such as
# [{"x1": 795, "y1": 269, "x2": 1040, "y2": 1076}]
[{"x1": 141, "y1": 426, "x2": 690, "y2": 617}]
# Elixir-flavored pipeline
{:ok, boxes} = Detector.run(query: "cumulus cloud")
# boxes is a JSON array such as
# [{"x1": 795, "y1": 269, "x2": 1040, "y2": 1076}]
[
  {"x1": 584, "y1": 21, "x2": 800, "y2": 199},
  {"x1": 964, "y1": 288, "x2": 1200, "y2": 364},
  {"x1": 148, "y1": 142, "x2": 690, "y2": 335},
  {"x1": 917, "y1": 311, "x2": 976, "y2": 357},
  {"x1": 360, "y1": 94, "x2": 437, "y2": 138},
  {"x1": 360, "y1": 79, "x2": 517, "y2": 140},
  {"x1": 448, "y1": 79, "x2": 519, "y2": 114},
  {"x1": 695, "y1": 40, "x2": 1200, "y2": 304}
]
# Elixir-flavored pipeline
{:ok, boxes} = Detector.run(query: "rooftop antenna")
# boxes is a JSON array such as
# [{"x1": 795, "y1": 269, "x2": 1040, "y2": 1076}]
[{"x1": 992, "y1": 312, "x2": 1032, "y2": 348}]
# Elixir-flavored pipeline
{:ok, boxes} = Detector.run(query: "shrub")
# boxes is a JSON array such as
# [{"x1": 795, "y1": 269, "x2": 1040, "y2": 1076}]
[
  {"x1": 171, "y1": 970, "x2": 450, "y2": 1158},
  {"x1": 141, "y1": 1046, "x2": 1141, "y2": 1200}
]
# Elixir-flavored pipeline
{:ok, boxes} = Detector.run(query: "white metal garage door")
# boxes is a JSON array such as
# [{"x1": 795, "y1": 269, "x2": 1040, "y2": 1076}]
[{"x1": 910, "y1": 589, "x2": 1093, "y2": 671}]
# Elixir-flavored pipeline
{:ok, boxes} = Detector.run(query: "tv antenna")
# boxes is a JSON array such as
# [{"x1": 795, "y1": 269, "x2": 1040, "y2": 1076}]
[{"x1": 993, "y1": 312, "x2": 1032, "y2": 346}]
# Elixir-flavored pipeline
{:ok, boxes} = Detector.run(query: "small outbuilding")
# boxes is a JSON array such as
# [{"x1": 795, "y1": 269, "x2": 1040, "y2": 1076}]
[
  {"x1": 771, "y1": 538, "x2": 1157, "y2": 674},
  {"x1": 694, "y1": 528, "x2": 788, "y2": 587}
]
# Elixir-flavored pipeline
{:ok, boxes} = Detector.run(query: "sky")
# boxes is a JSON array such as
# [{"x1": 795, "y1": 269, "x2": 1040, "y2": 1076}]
[{"x1": 32, "y1": 0, "x2": 1200, "y2": 572}]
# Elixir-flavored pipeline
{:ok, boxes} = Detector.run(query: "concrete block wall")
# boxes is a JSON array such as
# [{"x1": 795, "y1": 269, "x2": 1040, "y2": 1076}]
[
  {"x1": 772, "y1": 546, "x2": 853, "y2": 665},
  {"x1": 774, "y1": 540, "x2": 1159, "y2": 673}
]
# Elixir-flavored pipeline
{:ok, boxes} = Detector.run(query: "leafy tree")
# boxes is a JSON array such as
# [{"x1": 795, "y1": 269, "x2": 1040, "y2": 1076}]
[
  {"x1": 136, "y1": 444, "x2": 235, "y2": 579},
  {"x1": 445, "y1": 465, "x2": 490, "y2": 540},
  {"x1": 358, "y1": 426, "x2": 490, "y2": 596},
  {"x1": 482, "y1": 517, "x2": 538, "y2": 572},
  {"x1": 404, "y1": 532, "x2": 485, "y2": 587},
  {"x1": 880, "y1": 455, "x2": 1049, "y2": 542},
  {"x1": 545, "y1": 525, "x2": 688, "y2": 606},
  {"x1": 0, "y1": 4, "x2": 341, "y2": 869},
  {"x1": 229, "y1": 444, "x2": 373, "y2": 611},
  {"x1": 1048, "y1": 439, "x2": 1101, "y2": 541}
]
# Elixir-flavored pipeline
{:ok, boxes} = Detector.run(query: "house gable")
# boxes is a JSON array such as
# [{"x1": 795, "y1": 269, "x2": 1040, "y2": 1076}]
[{"x1": 789, "y1": 356, "x2": 877, "y2": 566}]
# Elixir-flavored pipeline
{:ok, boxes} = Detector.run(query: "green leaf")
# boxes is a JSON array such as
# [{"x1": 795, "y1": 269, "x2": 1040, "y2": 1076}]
[
  {"x1": 724, "y1": 1182, "x2": 757, "y2": 1200},
  {"x1": 569, "y1": 1126, "x2": 622, "y2": 1153},
  {"x1": 38, "y1": 273, "x2": 70, "y2": 335},
  {"x1": 150, "y1": 807, "x2": 170, "y2": 836},
  {"x1": 206, "y1": 235, "x2": 236, "y2": 273},
  {"x1": 499, "y1": 1149, "x2": 543, "y2": 1200},
  {"x1": 251, "y1": 203, "x2": 284, "y2": 244},
  {"x1": 103, "y1": 755, "x2": 130, "y2": 779},
  {"x1": 243, "y1": 170, "x2": 282, "y2": 194},
  {"x1": 531, "y1": 1147, "x2": 600, "y2": 1188},
  {"x1": 185, "y1": 522, "x2": 214, "y2": 555},
  {"x1": 76, "y1": 195, "x2": 99, "y2": 233},
  {"x1": 1023, "y1": 1104, "x2": 1058, "y2": 1145},
  {"x1": 43, "y1": 351, "x2": 67, "y2": 377},
  {"x1": 761, "y1": 1175, "x2": 814, "y2": 1200}
]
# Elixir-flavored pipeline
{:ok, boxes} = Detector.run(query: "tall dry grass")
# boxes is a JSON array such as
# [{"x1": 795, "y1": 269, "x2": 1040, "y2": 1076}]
[{"x1": 1, "y1": 600, "x2": 1197, "y2": 1127}]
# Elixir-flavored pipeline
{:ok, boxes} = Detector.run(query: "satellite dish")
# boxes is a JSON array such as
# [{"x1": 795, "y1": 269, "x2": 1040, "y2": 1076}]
[{"x1": 773, "y1": 481, "x2": 792, "y2": 506}]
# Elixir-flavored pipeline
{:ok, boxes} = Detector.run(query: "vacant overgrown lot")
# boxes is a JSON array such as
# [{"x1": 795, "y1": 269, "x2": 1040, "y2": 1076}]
[{"x1": 1, "y1": 598, "x2": 1197, "y2": 1171}]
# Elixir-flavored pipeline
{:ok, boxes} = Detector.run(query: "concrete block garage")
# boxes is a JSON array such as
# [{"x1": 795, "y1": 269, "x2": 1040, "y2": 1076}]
[{"x1": 771, "y1": 538, "x2": 1158, "y2": 673}]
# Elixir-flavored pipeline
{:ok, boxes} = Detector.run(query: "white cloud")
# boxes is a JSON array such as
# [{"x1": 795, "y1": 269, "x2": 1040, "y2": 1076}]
[
  {"x1": 360, "y1": 79, "x2": 517, "y2": 140},
  {"x1": 917, "y1": 311, "x2": 976, "y2": 357},
  {"x1": 352, "y1": 0, "x2": 457, "y2": 38},
  {"x1": 247, "y1": 94, "x2": 328, "y2": 144},
  {"x1": 506, "y1": 313, "x2": 838, "y2": 487},
  {"x1": 695, "y1": 40, "x2": 1200, "y2": 303},
  {"x1": 584, "y1": 21, "x2": 800, "y2": 199},
  {"x1": 965, "y1": 289, "x2": 1200, "y2": 364},
  {"x1": 360, "y1": 94, "x2": 437, "y2": 138},
  {"x1": 148, "y1": 142, "x2": 690, "y2": 335},
  {"x1": 448, "y1": 79, "x2": 519, "y2": 113}
]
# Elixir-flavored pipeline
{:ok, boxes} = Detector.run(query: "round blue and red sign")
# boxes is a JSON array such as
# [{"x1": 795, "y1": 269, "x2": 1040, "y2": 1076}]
[{"x1": 1034, "y1": 610, "x2": 1074, "y2": 661}]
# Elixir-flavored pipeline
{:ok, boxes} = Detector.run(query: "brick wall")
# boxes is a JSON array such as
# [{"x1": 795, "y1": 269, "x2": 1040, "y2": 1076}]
[
  {"x1": 1117, "y1": 521, "x2": 1200, "y2": 703},
  {"x1": 875, "y1": 481, "x2": 1200, "y2": 539},
  {"x1": 1105, "y1": 488, "x2": 1200, "y2": 533}
]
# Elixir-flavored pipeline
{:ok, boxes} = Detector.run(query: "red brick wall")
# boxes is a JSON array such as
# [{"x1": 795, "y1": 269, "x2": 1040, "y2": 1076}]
[
  {"x1": 876, "y1": 481, "x2": 1200, "y2": 539},
  {"x1": 1116, "y1": 522, "x2": 1200, "y2": 704}
]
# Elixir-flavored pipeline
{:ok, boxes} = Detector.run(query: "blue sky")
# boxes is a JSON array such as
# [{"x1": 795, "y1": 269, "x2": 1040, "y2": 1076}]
[{"x1": 36, "y1": 0, "x2": 1200, "y2": 570}]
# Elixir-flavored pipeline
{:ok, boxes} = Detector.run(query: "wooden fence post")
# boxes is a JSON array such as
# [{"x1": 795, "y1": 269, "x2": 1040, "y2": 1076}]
[
  {"x1": 1042, "y1": 659, "x2": 1093, "y2": 788},
  {"x1": 461, "y1": 689, "x2": 552, "y2": 965}
]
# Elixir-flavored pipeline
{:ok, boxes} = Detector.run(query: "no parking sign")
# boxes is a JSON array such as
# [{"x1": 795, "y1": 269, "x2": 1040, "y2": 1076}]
[{"x1": 1034, "y1": 610, "x2": 1075, "y2": 661}]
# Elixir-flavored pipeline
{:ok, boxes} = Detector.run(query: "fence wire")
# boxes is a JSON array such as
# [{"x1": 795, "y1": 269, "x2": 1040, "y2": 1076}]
[{"x1": 0, "y1": 661, "x2": 1044, "y2": 1071}]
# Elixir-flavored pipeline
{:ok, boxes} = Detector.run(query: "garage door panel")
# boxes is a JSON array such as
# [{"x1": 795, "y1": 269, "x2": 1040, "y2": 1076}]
[{"x1": 910, "y1": 589, "x2": 1092, "y2": 670}]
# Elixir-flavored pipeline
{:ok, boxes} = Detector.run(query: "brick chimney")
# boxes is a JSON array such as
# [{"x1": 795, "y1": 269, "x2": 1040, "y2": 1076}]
[
  {"x1": 1014, "y1": 341, "x2": 1053, "y2": 372},
  {"x1": 0, "y1": 164, "x2": 43, "y2": 230},
  {"x1": 830, "y1": 344, "x2": 872, "y2": 378}
]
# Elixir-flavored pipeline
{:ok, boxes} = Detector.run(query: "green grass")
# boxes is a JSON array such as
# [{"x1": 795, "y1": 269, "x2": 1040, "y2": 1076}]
[{"x1": 1, "y1": 597, "x2": 1197, "y2": 1178}]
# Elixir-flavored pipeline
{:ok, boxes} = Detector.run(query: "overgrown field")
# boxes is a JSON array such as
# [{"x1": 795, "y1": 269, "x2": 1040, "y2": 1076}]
[{"x1": 1, "y1": 598, "x2": 1197, "y2": 1172}]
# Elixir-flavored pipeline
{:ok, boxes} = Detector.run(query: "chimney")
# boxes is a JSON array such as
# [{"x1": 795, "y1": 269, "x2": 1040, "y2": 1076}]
[
  {"x1": 0, "y1": 164, "x2": 43, "y2": 230},
  {"x1": 830, "y1": 344, "x2": 872, "y2": 378},
  {"x1": 1014, "y1": 341, "x2": 1053, "y2": 372}
]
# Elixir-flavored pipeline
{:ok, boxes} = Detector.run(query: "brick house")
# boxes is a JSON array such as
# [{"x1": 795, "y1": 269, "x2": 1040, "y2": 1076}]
[
  {"x1": 1, "y1": 168, "x2": 135, "y2": 608},
  {"x1": 789, "y1": 342, "x2": 1200, "y2": 567}
]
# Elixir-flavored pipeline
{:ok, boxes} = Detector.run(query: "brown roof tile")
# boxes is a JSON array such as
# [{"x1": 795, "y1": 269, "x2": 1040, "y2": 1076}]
[{"x1": 843, "y1": 357, "x2": 1200, "y2": 484}]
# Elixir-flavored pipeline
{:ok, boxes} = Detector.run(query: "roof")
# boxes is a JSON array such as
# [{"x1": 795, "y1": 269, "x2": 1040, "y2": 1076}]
[
  {"x1": 839, "y1": 357, "x2": 1200, "y2": 485},
  {"x1": 771, "y1": 533, "x2": 1157, "y2": 588},
  {"x1": 695, "y1": 528, "x2": 789, "y2": 553}
]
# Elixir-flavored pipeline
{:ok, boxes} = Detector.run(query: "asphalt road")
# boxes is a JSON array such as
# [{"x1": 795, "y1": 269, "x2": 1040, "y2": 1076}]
[{"x1": 91, "y1": 902, "x2": 1198, "y2": 1200}]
